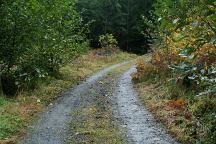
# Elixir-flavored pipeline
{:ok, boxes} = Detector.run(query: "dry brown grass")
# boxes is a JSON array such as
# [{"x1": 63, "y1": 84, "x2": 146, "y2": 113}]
[{"x1": 135, "y1": 82, "x2": 205, "y2": 144}]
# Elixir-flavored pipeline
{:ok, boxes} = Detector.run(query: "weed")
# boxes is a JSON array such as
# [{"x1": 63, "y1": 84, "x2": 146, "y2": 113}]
[
  {"x1": 0, "y1": 115, "x2": 22, "y2": 139},
  {"x1": 69, "y1": 105, "x2": 125, "y2": 144},
  {"x1": 0, "y1": 97, "x2": 10, "y2": 106}
]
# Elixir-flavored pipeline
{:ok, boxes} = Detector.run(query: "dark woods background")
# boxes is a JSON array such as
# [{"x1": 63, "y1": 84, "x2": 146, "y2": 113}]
[{"x1": 76, "y1": 0, "x2": 154, "y2": 54}]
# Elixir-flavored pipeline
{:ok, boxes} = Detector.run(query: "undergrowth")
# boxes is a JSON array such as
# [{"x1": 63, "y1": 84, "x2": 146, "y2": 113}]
[{"x1": 133, "y1": 51, "x2": 216, "y2": 144}]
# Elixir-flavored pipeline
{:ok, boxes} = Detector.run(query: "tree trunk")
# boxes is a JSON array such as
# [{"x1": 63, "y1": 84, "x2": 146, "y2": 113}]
[{"x1": 0, "y1": 73, "x2": 3, "y2": 95}]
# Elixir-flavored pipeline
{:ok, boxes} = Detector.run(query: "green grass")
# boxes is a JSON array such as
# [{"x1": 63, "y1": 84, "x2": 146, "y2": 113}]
[
  {"x1": 0, "y1": 97, "x2": 20, "y2": 140},
  {"x1": 0, "y1": 97, "x2": 10, "y2": 107},
  {"x1": 69, "y1": 106, "x2": 126, "y2": 144},
  {"x1": 0, "y1": 115, "x2": 22, "y2": 139},
  {"x1": 0, "y1": 96, "x2": 20, "y2": 141}
]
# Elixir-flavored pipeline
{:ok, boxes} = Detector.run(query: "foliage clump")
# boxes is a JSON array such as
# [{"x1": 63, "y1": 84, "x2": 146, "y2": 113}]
[
  {"x1": 99, "y1": 34, "x2": 118, "y2": 49},
  {"x1": 0, "y1": 0, "x2": 88, "y2": 96}
]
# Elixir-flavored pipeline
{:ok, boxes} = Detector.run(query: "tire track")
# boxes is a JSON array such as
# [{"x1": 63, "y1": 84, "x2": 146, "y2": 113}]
[{"x1": 114, "y1": 67, "x2": 178, "y2": 144}]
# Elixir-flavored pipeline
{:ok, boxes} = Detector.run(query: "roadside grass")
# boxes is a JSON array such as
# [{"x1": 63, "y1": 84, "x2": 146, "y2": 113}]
[
  {"x1": 135, "y1": 82, "x2": 194, "y2": 143},
  {"x1": 133, "y1": 57, "x2": 216, "y2": 144},
  {"x1": 0, "y1": 115, "x2": 22, "y2": 140},
  {"x1": 0, "y1": 49, "x2": 137, "y2": 143},
  {"x1": 0, "y1": 97, "x2": 11, "y2": 107}
]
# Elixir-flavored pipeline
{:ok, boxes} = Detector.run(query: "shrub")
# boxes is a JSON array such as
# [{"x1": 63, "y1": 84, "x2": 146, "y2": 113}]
[
  {"x1": 132, "y1": 60, "x2": 160, "y2": 83},
  {"x1": 0, "y1": 0, "x2": 88, "y2": 96},
  {"x1": 99, "y1": 34, "x2": 118, "y2": 49}
]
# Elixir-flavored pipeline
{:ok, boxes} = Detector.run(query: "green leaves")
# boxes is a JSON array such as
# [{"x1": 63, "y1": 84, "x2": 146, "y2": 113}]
[
  {"x1": 0, "y1": 0, "x2": 88, "y2": 96},
  {"x1": 152, "y1": 0, "x2": 216, "y2": 95},
  {"x1": 99, "y1": 34, "x2": 118, "y2": 49},
  {"x1": 179, "y1": 48, "x2": 194, "y2": 57},
  {"x1": 173, "y1": 18, "x2": 180, "y2": 25},
  {"x1": 169, "y1": 62, "x2": 194, "y2": 73}
]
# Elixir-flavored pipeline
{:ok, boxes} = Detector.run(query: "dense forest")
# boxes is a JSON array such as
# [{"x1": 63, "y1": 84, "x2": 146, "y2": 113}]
[
  {"x1": 76, "y1": 0, "x2": 154, "y2": 53},
  {"x1": 0, "y1": 0, "x2": 216, "y2": 143}
]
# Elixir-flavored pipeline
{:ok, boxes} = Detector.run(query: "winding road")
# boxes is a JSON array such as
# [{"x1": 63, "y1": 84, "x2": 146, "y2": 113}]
[
  {"x1": 20, "y1": 62, "x2": 178, "y2": 144},
  {"x1": 114, "y1": 67, "x2": 178, "y2": 144}
]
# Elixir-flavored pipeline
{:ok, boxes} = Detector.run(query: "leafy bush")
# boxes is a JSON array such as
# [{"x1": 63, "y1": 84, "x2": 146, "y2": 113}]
[
  {"x1": 99, "y1": 34, "x2": 118, "y2": 49},
  {"x1": 0, "y1": 0, "x2": 88, "y2": 96},
  {"x1": 152, "y1": 0, "x2": 216, "y2": 95},
  {"x1": 132, "y1": 60, "x2": 160, "y2": 83}
]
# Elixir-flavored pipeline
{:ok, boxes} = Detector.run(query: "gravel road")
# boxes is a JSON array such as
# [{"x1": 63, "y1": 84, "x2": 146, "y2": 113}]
[
  {"x1": 113, "y1": 67, "x2": 178, "y2": 144},
  {"x1": 20, "y1": 62, "x2": 128, "y2": 144},
  {"x1": 20, "y1": 63, "x2": 178, "y2": 144}
]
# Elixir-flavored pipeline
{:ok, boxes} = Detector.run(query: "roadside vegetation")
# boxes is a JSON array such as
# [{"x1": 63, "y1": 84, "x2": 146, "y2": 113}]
[
  {"x1": 133, "y1": 0, "x2": 216, "y2": 144},
  {"x1": 0, "y1": 0, "x2": 89, "y2": 97},
  {"x1": 0, "y1": 0, "x2": 88, "y2": 142}
]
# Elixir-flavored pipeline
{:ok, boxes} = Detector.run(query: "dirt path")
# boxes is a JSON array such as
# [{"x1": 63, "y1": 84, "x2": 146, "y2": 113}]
[
  {"x1": 20, "y1": 62, "x2": 178, "y2": 144},
  {"x1": 20, "y1": 62, "x2": 128, "y2": 144},
  {"x1": 68, "y1": 72, "x2": 126, "y2": 143},
  {"x1": 113, "y1": 67, "x2": 178, "y2": 144}
]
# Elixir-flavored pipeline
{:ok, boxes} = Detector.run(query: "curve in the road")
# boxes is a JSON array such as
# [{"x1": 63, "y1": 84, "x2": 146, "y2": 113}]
[
  {"x1": 114, "y1": 67, "x2": 178, "y2": 144},
  {"x1": 21, "y1": 63, "x2": 179, "y2": 144}
]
